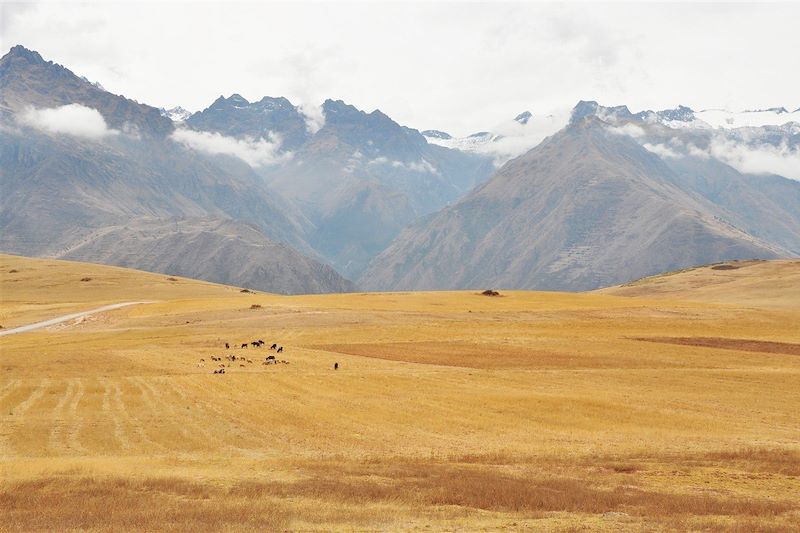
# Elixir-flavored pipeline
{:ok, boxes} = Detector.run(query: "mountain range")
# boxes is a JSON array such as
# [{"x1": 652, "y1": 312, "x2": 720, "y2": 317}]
[
  {"x1": 2, "y1": 45, "x2": 799, "y2": 293},
  {"x1": 360, "y1": 108, "x2": 798, "y2": 290},
  {"x1": 0, "y1": 45, "x2": 343, "y2": 293}
]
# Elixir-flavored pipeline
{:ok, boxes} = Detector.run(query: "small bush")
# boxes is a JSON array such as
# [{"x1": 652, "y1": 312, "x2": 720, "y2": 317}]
[
  {"x1": 481, "y1": 289, "x2": 500, "y2": 296},
  {"x1": 240, "y1": 289, "x2": 252, "y2": 294},
  {"x1": 9, "y1": 269, "x2": 18, "y2": 273},
  {"x1": 80, "y1": 277, "x2": 92, "y2": 282},
  {"x1": 166, "y1": 277, "x2": 178, "y2": 281},
  {"x1": 250, "y1": 304, "x2": 262, "y2": 309}
]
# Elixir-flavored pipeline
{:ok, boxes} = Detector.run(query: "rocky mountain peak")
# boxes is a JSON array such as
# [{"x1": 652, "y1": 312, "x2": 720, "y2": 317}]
[
  {"x1": 657, "y1": 105, "x2": 695, "y2": 122},
  {"x1": 2, "y1": 45, "x2": 46, "y2": 65},
  {"x1": 514, "y1": 110, "x2": 532, "y2": 124}
]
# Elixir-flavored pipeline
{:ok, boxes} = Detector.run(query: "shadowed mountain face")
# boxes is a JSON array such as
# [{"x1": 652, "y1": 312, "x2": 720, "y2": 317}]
[
  {"x1": 359, "y1": 116, "x2": 791, "y2": 291},
  {"x1": 0, "y1": 45, "x2": 173, "y2": 137},
  {"x1": 56, "y1": 218, "x2": 356, "y2": 294},
  {"x1": 4, "y1": 45, "x2": 798, "y2": 294},
  {"x1": 0, "y1": 45, "x2": 354, "y2": 294},
  {"x1": 185, "y1": 94, "x2": 310, "y2": 151},
  {"x1": 187, "y1": 97, "x2": 495, "y2": 278}
]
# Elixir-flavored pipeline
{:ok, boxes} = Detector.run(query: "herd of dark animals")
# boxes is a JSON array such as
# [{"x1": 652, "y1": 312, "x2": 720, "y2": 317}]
[
  {"x1": 203, "y1": 341, "x2": 340, "y2": 374},
  {"x1": 204, "y1": 340, "x2": 288, "y2": 373}
]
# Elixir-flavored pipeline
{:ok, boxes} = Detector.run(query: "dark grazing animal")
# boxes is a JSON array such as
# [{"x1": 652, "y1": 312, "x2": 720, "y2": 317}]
[
  {"x1": 270, "y1": 343, "x2": 277, "y2": 350},
  {"x1": 266, "y1": 355, "x2": 275, "y2": 361},
  {"x1": 225, "y1": 343, "x2": 230, "y2": 349},
  {"x1": 334, "y1": 362, "x2": 338, "y2": 370},
  {"x1": 277, "y1": 346, "x2": 283, "y2": 353},
  {"x1": 241, "y1": 343, "x2": 247, "y2": 349}
]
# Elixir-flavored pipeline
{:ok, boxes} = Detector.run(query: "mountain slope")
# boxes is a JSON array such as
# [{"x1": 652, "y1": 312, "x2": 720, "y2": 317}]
[
  {"x1": 182, "y1": 96, "x2": 494, "y2": 278},
  {"x1": 254, "y1": 99, "x2": 494, "y2": 277},
  {"x1": 0, "y1": 45, "x2": 172, "y2": 137},
  {"x1": 0, "y1": 45, "x2": 353, "y2": 294},
  {"x1": 185, "y1": 94, "x2": 310, "y2": 151},
  {"x1": 360, "y1": 116, "x2": 786, "y2": 291},
  {"x1": 55, "y1": 218, "x2": 356, "y2": 294}
]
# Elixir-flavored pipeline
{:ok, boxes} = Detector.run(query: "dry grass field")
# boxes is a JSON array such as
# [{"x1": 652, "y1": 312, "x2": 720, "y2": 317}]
[{"x1": 1, "y1": 254, "x2": 799, "y2": 532}]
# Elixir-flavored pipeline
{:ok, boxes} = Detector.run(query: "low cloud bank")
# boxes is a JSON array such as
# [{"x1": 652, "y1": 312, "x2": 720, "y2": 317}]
[
  {"x1": 608, "y1": 123, "x2": 800, "y2": 181},
  {"x1": 171, "y1": 129, "x2": 291, "y2": 167},
  {"x1": 709, "y1": 139, "x2": 800, "y2": 181},
  {"x1": 18, "y1": 104, "x2": 118, "y2": 139}
]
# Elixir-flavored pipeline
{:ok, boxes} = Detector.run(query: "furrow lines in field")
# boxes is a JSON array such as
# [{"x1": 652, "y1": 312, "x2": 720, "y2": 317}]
[
  {"x1": 64, "y1": 378, "x2": 87, "y2": 454},
  {"x1": 145, "y1": 377, "x2": 224, "y2": 448},
  {"x1": 99, "y1": 378, "x2": 131, "y2": 451},
  {"x1": 11, "y1": 378, "x2": 51, "y2": 417},
  {"x1": 48, "y1": 379, "x2": 76, "y2": 453},
  {"x1": 130, "y1": 377, "x2": 204, "y2": 450},
  {"x1": 187, "y1": 378, "x2": 290, "y2": 450},
  {"x1": 163, "y1": 378, "x2": 244, "y2": 451},
  {"x1": 2, "y1": 378, "x2": 50, "y2": 456},
  {"x1": 0, "y1": 379, "x2": 21, "y2": 403},
  {"x1": 111, "y1": 380, "x2": 163, "y2": 453}
]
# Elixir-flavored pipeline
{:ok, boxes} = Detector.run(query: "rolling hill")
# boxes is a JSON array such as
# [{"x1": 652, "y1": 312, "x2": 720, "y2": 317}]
[{"x1": 1, "y1": 255, "x2": 798, "y2": 531}]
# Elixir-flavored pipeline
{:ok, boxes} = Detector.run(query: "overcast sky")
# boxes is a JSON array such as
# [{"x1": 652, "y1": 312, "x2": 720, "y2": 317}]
[{"x1": 2, "y1": 1, "x2": 799, "y2": 136}]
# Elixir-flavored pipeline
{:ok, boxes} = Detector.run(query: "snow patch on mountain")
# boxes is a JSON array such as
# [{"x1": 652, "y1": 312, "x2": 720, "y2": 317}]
[
  {"x1": 423, "y1": 109, "x2": 570, "y2": 164},
  {"x1": 160, "y1": 106, "x2": 193, "y2": 123},
  {"x1": 695, "y1": 108, "x2": 800, "y2": 129}
]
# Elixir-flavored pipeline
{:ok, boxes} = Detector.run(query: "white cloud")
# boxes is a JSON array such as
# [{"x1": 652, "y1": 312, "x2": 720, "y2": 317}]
[
  {"x1": 368, "y1": 156, "x2": 439, "y2": 174},
  {"x1": 607, "y1": 123, "x2": 646, "y2": 138},
  {"x1": 18, "y1": 103, "x2": 118, "y2": 139},
  {"x1": 368, "y1": 156, "x2": 389, "y2": 166},
  {"x1": 171, "y1": 129, "x2": 290, "y2": 167},
  {"x1": 686, "y1": 143, "x2": 710, "y2": 159},
  {"x1": 298, "y1": 102, "x2": 325, "y2": 134},
  {"x1": 406, "y1": 159, "x2": 438, "y2": 174},
  {"x1": 708, "y1": 139, "x2": 800, "y2": 181},
  {"x1": 619, "y1": 127, "x2": 800, "y2": 180},
  {"x1": 642, "y1": 142, "x2": 681, "y2": 159},
  {"x1": 7, "y1": 4, "x2": 797, "y2": 137},
  {"x1": 425, "y1": 109, "x2": 571, "y2": 165},
  {"x1": 482, "y1": 111, "x2": 571, "y2": 162}
]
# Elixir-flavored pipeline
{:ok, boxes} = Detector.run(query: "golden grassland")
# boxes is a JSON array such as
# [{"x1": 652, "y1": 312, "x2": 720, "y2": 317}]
[{"x1": 1, "y1": 253, "x2": 799, "y2": 531}]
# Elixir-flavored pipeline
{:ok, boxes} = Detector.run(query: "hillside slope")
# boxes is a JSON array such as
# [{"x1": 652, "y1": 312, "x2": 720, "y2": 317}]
[
  {"x1": 2, "y1": 254, "x2": 798, "y2": 532},
  {"x1": 0, "y1": 45, "x2": 355, "y2": 294},
  {"x1": 54, "y1": 218, "x2": 356, "y2": 294},
  {"x1": 600, "y1": 258, "x2": 800, "y2": 308},
  {"x1": 360, "y1": 117, "x2": 786, "y2": 291}
]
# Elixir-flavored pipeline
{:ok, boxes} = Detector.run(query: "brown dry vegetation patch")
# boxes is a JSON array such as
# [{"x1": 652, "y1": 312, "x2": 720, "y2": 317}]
[
  {"x1": 680, "y1": 448, "x2": 800, "y2": 476},
  {"x1": 0, "y1": 477, "x2": 290, "y2": 532},
  {"x1": 4, "y1": 462, "x2": 793, "y2": 532},
  {"x1": 710, "y1": 264, "x2": 740, "y2": 270},
  {"x1": 311, "y1": 341, "x2": 613, "y2": 369},
  {"x1": 634, "y1": 337, "x2": 800, "y2": 356}
]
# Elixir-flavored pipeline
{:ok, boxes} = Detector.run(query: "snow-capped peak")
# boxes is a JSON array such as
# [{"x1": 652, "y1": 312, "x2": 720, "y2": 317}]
[
  {"x1": 694, "y1": 108, "x2": 800, "y2": 129},
  {"x1": 160, "y1": 106, "x2": 193, "y2": 123}
]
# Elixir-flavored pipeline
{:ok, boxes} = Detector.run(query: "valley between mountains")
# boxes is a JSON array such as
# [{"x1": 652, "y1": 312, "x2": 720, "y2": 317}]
[{"x1": 2, "y1": 45, "x2": 798, "y2": 293}]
